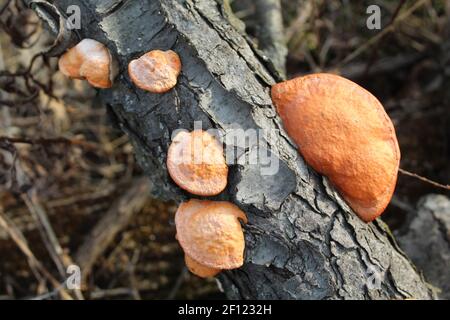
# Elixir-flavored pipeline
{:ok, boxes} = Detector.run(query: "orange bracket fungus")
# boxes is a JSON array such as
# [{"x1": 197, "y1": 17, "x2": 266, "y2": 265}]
[
  {"x1": 58, "y1": 39, "x2": 118, "y2": 88},
  {"x1": 184, "y1": 254, "x2": 220, "y2": 278},
  {"x1": 167, "y1": 130, "x2": 228, "y2": 196},
  {"x1": 128, "y1": 50, "x2": 181, "y2": 93},
  {"x1": 175, "y1": 199, "x2": 247, "y2": 277},
  {"x1": 271, "y1": 73, "x2": 400, "y2": 222}
]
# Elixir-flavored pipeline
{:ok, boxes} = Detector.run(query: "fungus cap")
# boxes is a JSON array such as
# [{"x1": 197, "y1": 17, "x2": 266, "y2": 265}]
[
  {"x1": 271, "y1": 73, "x2": 400, "y2": 222},
  {"x1": 175, "y1": 199, "x2": 247, "y2": 269},
  {"x1": 58, "y1": 39, "x2": 117, "y2": 88},
  {"x1": 185, "y1": 254, "x2": 221, "y2": 278},
  {"x1": 167, "y1": 130, "x2": 228, "y2": 196},
  {"x1": 128, "y1": 50, "x2": 181, "y2": 93}
]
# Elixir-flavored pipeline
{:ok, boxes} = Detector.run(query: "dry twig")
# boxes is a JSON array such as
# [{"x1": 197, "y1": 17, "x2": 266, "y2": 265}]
[{"x1": 74, "y1": 177, "x2": 151, "y2": 284}]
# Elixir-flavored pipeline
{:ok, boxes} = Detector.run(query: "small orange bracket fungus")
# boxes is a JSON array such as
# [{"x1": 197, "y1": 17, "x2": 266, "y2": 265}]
[
  {"x1": 271, "y1": 73, "x2": 400, "y2": 222},
  {"x1": 167, "y1": 130, "x2": 228, "y2": 196},
  {"x1": 128, "y1": 50, "x2": 181, "y2": 93},
  {"x1": 175, "y1": 199, "x2": 247, "y2": 275},
  {"x1": 58, "y1": 39, "x2": 118, "y2": 88}
]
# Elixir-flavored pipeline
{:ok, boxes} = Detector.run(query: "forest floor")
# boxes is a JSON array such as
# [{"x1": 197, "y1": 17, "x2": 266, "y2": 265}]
[{"x1": 0, "y1": 0, "x2": 448, "y2": 299}]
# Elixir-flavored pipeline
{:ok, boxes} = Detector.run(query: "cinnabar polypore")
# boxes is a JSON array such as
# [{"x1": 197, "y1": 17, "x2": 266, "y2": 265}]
[
  {"x1": 184, "y1": 254, "x2": 220, "y2": 278},
  {"x1": 128, "y1": 50, "x2": 181, "y2": 93},
  {"x1": 58, "y1": 39, "x2": 117, "y2": 88},
  {"x1": 175, "y1": 199, "x2": 247, "y2": 274},
  {"x1": 167, "y1": 130, "x2": 228, "y2": 196},
  {"x1": 271, "y1": 73, "x2": 400, "y2": 222}
]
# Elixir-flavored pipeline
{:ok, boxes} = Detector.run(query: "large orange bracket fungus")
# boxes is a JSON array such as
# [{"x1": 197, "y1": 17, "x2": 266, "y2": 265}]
[
  {"x1": 175, "y1": 199, "x2": 247, "y2": 277},
  {"x1": 271, "y1": 73, "x2": 400, "y2": 222},
  {"x1": 167, "y1": 130, "x2": 228, "y2": 196},
  {"x1": 128, "y1": 49, "x2": 181, "y2": 93},
  {"x1": 58, "y1": 39, "x2": 118, "y2": 88}
]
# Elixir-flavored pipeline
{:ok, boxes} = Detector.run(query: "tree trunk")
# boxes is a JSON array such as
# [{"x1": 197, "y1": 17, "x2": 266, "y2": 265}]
[{"x1": 32, "y1": 0, "x2": 435, "y2": 299}]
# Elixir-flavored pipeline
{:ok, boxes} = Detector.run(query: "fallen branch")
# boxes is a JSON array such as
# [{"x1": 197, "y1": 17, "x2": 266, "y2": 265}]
[
  {"x1": 30, "y1": 0, "x2": 436, "y2": 299},
  {"x1": 254, "y1": 0, "x2": 287, "y2": 77}
]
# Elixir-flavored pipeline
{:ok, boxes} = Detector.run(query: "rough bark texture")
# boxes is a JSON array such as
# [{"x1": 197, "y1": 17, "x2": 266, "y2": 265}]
[
  {"x1": 395, "y1": 194, "x2": 450, "y2": 299},
  {"x1": 34, "y1": 0, "x2": 436, "y2": 299}
]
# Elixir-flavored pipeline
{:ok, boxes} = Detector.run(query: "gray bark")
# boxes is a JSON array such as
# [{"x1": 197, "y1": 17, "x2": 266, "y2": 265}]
[
  {"x1": 253, "y1": 0, "x2": 288, "y2": 78},
  {"x1": 395, "y1": 194, "x2": 450, "y2": 299},
  {"x1": 31, "y1": 0, "x2": 436, "y2": 299}
]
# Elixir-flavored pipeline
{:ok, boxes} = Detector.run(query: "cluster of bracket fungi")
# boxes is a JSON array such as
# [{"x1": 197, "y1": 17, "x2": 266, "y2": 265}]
[
  {"x1": 58, "y1": 38, "x2": 400, "y2": 277},
  {"x1": 59, "y1": 39, "x2": 248, "y2": 277}
]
